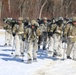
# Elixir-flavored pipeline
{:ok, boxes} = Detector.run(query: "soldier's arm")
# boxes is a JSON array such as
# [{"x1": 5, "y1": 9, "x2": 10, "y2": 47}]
[
  {"x1": 64, "y1": 24, "x2": 69, "y2": 35},
  {"x1": 64, "y1": 24, "x2": 72, "y2": 36},
  {"x1": 36, "y1": 27, "x2": 42, "y2": 36},
  {"x1": 23, "y1": 28, "x2": 28, "y2": 39},
  {"x1": 3, "y1": 24, "x2": 8, "y2": 30},
  {"x1": 12, "y1": 24, "x2": 17, "y2": 36},
  {"x1": 64, "y1": 23, "x2": 73, "y2": 39},
  {"x1": 13, "y1": 24, "x2": 17, "y2": 32},
  {"x1": 35, "y1": 22, "x2": 39, "y2": 27},
  {"x1": 50, "y1": 24, "x2": 57, "y2": 32}
]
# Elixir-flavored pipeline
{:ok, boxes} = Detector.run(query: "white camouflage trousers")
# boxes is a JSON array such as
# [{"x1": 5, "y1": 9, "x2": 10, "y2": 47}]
[
  {"x1": 27, "y1": 40, "x2": 38, "y2": 60},
  {"x1": 5, "y1": 31, "x2": 12, "y2": 46},
  {"x1": 66, "y1": 39, "x2": 75, "y2": 57},
  {"x1": 14, "y1": 35, "x2": 24, "y2": 55},
  {"x1": 52, "y1": 34, "x2": 61, "y2": 53}
]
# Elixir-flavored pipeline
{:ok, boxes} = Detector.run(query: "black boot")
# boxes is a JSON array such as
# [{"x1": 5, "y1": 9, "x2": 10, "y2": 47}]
[
  {"x1": 43, "y1": 46, "x2": 46, "y2": 50},
  {"x1": 27, "y1": 59, "x2": 32, "y2": 64},
  {"x1": 14, "y1": 55, "x2": 19, "y2": 58},
  {"x1": 4, "y1": 43, "x2": 7, "y2": 46},
  {"x1": 53, "y1": 50, "x2": 57, "y2": 57},
  {"x1": 38, "y1": 45, "x2": 40, "y2": 50},
  {"x1": 67, "y1": 56, "x2": 72, "y2": 59},
  {"x1": 33, "y1": 58, "x2": 37, "y2": 62},
  {"x1": 21, "y1": 52, "x2": 24, "y2": 57}
]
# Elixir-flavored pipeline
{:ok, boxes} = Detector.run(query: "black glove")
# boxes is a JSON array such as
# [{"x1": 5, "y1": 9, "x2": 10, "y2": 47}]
[
  {"x1": 22, "y1": 38, "x2": 25, "y2": 41},
  {"x1": 48, "y1": 32, "x2": 53, "y2": 36},
  {"x1": 12, "y1": 33, "x2": 16, "y2": 36}
]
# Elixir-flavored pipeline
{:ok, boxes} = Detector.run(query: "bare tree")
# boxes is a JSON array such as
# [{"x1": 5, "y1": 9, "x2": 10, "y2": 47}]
[
  {"x1": 8, "y1": 0, "x2": 11, "y2": 17},
  {"x1": 65, "y1": 0, "x2": 72, "y2": 17},
  {"x1": 19, "y1": 0, "x2": 26, "y2": 17},
  {"x1": 1, "y1": 0, "x2": 76, "y2": 20},
  {"x1": 0, "y1": 0, "x2": 2, "y2": 19},
  {"x1": 60, "y1": 0, "x2": 63, "y2": 16},
  {"x1": 39, "y1": 0, "x2": 47, "y2": 19}
]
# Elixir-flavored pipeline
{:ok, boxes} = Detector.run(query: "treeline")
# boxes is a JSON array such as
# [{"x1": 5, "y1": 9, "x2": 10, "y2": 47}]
[{"x1": 1, "y1": 0, "x2": 76, "y2": 20}]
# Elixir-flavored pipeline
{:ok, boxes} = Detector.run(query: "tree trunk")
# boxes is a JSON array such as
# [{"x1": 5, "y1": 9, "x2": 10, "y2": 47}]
[
  {"x1": 0, "y1": 0, "x2": 2, "y2": 20},
  {"x1": 39, "y1": 0, "x2": 47, "y2": 19}
]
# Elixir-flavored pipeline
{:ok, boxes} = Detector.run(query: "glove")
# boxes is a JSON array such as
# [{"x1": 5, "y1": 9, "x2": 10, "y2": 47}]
[
  {"x1": 22, "y1": 38, "x2": 25, "y2": 41},
  {"x1": 48, "y1": 32, "x2": 53, "y2": 36},
  {"x1": 12, "y1": 33, "x2": 16, "y2": 36}
]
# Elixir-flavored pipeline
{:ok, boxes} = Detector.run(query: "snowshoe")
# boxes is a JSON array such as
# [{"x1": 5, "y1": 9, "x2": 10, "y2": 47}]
[{"x1": 67, "y1": 56, "x2": 72, "y2": 59}]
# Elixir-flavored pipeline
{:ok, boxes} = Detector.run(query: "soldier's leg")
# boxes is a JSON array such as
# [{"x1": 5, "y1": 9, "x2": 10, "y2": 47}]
[
  {"x1": 52, "y1": 34, "x2": 59, "y2": 57},
  {"x1": 33, "y1": 40, "x2": 38, "y2": 61},
  {"x1": 27, "y1": 41, "x2": 33, "y2": 63},
  {"x1": 19, "y1": 35, "x2": 24, "y2": 53},
  {"x1": 48, "y1": 36, "x2": 54, "y2": 53},
  {"x1": 4, "y1": 31, "x2": 9, "y2": 46},
  {"x1": 66, "y1": 39, "x2": 74, "y2": 59},
  {"x1": 73, "y1": 42, "x2": 76, "y2": 60},
  {"x1": 4, "y1": 31, "x2": 7, "y2": 46},
  {"x1": 6, "y1": 32, "x2": 10, "y2": 46},
  {"x1": 43, "y1": 33, "x2": 47, "y2": 50},
  {"x1": 38, "y1": 35, "x2": 42, "y2": 49},
  {"x1": 25, "y1": 39, "x2": 28, "y2": 50},
  {"x1": 56, "y1": 36, "x2": 62, "y2": 56},
  {"x1": 8, "y1": 33, "x2": 12, "y2": 46},
  {"x1": 20, "y1": 39, "x2": 25, "y2": 56},
  {"x1": 53, "y1": 34, "x2": 58, "y2": 50},
  {"x1": 10, "y1": 34, "x2": 14, "y2": 46},
  {"x1": 46, "y1": 35, "x2": 50, "y2": 49},
  {"x1": 11, "y1": 36, "x2": 15, "y2": 54},
  {"x1": 15, "y1": 35, "x2": 21, "y2": 56}
]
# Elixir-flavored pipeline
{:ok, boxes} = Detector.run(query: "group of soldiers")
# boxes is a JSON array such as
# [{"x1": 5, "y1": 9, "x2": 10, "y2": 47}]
[{"x1": 3, "y1": 16, "x2": 76, "y2": 63}]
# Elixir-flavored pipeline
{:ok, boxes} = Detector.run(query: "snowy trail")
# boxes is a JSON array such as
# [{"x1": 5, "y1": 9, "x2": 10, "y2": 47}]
[{"x1": 33, "y1": 59, "x2": 76, "y2": 75}]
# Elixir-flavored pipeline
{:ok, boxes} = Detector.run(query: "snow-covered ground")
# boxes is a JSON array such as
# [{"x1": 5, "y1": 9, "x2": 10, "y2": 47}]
[{"x1": 0, "y1": 29, "x2": 76, "y2": 75}]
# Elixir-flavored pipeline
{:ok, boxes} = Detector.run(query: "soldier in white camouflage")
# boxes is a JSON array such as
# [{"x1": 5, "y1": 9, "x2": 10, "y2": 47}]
[
  {"x1": 52, "y1": 17, "x2": 64, "y2": 57},
  {"x1": 39, "y1": 17, "x2": 49, "y2": 50},
  {"x1": 22, "y1": 17, "x2": 31, "y2": 53},
  {"x1": 25, "y1": 20, "x2": 39, "y2": 63},
  {"x1": 3, "y1": 18, "x2": 13, "y2": 46},
  {"x1": 66, "y1": 17, "x2": 76, "y2": 59},
  {"x1": 47, "y1": 18, "x2": 57, "y2": 55},
  {"x1": 12, "y1": 17, "x2": 24, "y2": 57}
]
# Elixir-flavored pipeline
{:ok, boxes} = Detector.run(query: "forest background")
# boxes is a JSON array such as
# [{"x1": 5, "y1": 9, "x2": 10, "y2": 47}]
[{"x1": 0, "y1": 0, "x2": 76, "y2": 28}]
